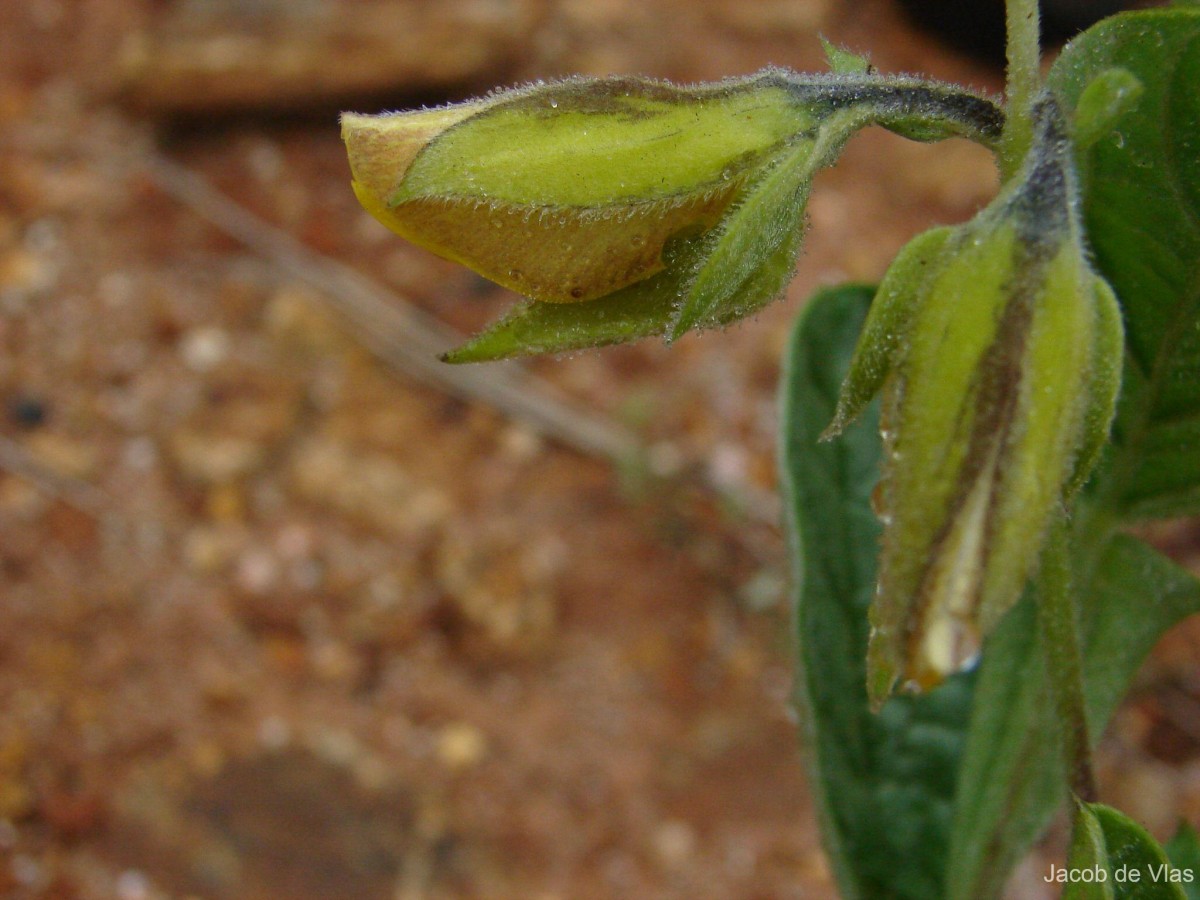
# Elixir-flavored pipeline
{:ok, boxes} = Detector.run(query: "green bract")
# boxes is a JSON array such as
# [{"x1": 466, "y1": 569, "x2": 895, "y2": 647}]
[
  {"x1": 829, "y1": 95, "x2": 1124, "y2": 705},
  {"x1": 342, "y1": 69, "x2": 1001, "y2": 361}
]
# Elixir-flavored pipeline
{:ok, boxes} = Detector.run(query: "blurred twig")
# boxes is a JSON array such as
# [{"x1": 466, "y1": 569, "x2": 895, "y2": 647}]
[
  {"x1": 0, "y1": 434, "x2": 110, "y2": 520},
  {"x1": 142, "y1": 153, "x2": 642, "y2": 465}
]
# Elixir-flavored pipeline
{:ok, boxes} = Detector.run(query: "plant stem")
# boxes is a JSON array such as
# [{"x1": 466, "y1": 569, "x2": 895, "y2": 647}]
[
  {"x1": 1002, "y1": 0, "x2": 1042, "y2": 177},
  {"x1": 1036, "y1": 512, "x2": 1098, "y2": 802}
]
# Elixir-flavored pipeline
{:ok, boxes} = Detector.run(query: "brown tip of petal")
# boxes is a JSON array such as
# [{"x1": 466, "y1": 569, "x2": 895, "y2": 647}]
[{"x1": 341, "y1": 106, "x2": 478, "y2": 207}]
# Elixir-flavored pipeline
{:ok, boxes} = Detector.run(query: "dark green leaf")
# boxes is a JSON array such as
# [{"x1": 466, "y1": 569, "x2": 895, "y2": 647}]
[
  {"x1": 1166, "y1": 823, "x2": 1200, "y2": 900},
  {"x1": 946, "y1": 535, "x2": 1200, "y2": 898},
  {"x1": 1063, "y1": 803, "x2": 1189, "y2": 899},
  {"x1": 779, "y1": 285, "x2": 976, "y2": 899},
  {"x1": 1048, "y1": 9, "x2": 1200, "y2": 519}
]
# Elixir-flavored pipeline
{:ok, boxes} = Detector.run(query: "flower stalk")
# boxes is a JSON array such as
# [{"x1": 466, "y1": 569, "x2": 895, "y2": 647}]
[
  {"x1": 1003, "y1": 0, "x2": 1042, "y2": 177},
  {"x1": 1037, "y1": 514, "x2": 1098, "y2": 803}
]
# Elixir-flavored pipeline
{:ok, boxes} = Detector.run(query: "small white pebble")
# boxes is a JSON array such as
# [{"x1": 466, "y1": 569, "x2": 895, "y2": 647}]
[
  {"x1": 122, "y1": 436, "x2": 158, "y2": 471},
  {"x1": 437, "y1": 722, "x2": 487, "y2": 770},
  {"x1": 236, "y1": 548, "x2": 280, "y2": 594},
  {"x1": 708, "y1": 442, "x2": 747, "y2": 488},
  {"x1": 115, "y1": 868, "x2": 150, "y2": 900},
  {"x1": 653, "y1": 819, "x2": 697, "y2": 868},
  {"x1": 180, "y1": 326, "x2": 231, "y2": 372},
  {"x1": 258, "y1": 715, "x2": 291, "y2": 750},
  {"x1": 11, "y1": 854, "x2": 43, "y2": 887}
]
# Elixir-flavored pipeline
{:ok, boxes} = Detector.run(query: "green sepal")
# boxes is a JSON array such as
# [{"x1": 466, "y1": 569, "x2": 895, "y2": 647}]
[
  {"x1": 669, "y1": 136, "x2": 817, "y2": 339},
  {"x1": 820, "y1": 37, "x2": 872, "y2": 75},
  {"x1": 668, "y1": 74, "x2": 1002, "y2": 344},
  {"x1": 821, "y1": 225, "x2": 954, "y2": 440},
  {"x1": 1067, "y1": 276, "x2": 1125, "y2": 497},
  {"x1": 442, "y1": 288, "x2": 674, "y2": 364},
  {"x1": 443, "y1": 236, "x2": 701, "y2": 362},
  {"x1": 446, "y1": 196, "x2": 824, "y2": 363},
  {"x1": 1072, "y1": 68, "x2": 1144, "y2": 150}
]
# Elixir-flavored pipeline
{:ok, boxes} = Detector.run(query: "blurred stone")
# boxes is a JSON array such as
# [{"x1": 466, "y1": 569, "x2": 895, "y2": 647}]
[
  {"x1": 436, "y1": 722, "x2": 487, "y2": 770},
  {"x1": 235, "y1": 547, "x2": 281, "y2": 595},
  {"x1": 114, "y1": 869, "x2": 152, "y2": 900},
  {"x1": 117, "y1": 0, "x2": 543, "y2": 115},
  {"x1": 22, "y1": 431, "x2": 97, "y2": 480},
  {"x1": 9, "y1": 854, "x2": 45, "y2": 890},
  {"x1": 436, "y1": 526, "x2": 560, "y2": 656},
  {"x1": 309, "y1": 640, "x2": 359, "y2": 684},
  {"x1": 36, "y1": 786, "x2": 107, "y2": 840},
  {"x1": 169, "y1": 430, "x2": 266, "y2": 485},
  {"x1": 287, "y1": 437, "x2": 450, "y2": 536},
  {"x1": 0, "y1": 476, "x2": 49, "y2": 519},
  {"x1": 652, "y1": 819, "x2": 696, "y2": 870},
  {"x1": 498, "y1": 424, "x2": 543, "y2": 463},
  {"x1": 111, "y1": 750, "x2": 413, "y2": 898},
  {"x1": 182, "y1": 524, "x2": 244, "y2": 574},
  {"x1": 205, "y1": 482, "x2": 247, "y2": 522},
  {"x1": 0, "y1": 246, "x2": 56, "y2": 297},
  {"x1": 167, "y1": 372, "x2": 301, "y2": 485},
  {"x1": 179, "y1": 326, "x2": 231, "y2": 373},
  {"x1": 264, "y1": 284, "x2": 348, "y2": 357},
  {"x1": 0, "y1": 769, "x2": 33, "y2": 821}
]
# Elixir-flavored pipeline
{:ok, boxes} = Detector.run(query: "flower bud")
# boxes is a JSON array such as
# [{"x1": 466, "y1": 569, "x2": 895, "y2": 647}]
[
  {"x1": 829, "y1": 95, "x2": 1124, "y2": 706},
  {"x1": 342, "y1": 73, "x2": 814, "y2": 304},
  {"x1": 342, "y1": 70, "x2": 1002, "y2": 360}
]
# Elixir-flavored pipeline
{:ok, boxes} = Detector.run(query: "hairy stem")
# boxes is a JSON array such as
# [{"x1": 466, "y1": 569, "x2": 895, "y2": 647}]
[
  {"x1": 778, "y1": 74, "x2": 1005, "y2": 149},
  {"x1": 1037, "y1": 512, "x2": 1098, "y2": 802},
  {"x1": 1003, "y1": 0, "x2": 1042, "y2": 177}
]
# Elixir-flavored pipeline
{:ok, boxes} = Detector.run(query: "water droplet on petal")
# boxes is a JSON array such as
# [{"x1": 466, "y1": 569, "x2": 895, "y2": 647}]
[{"x1": 870, "y1": 480, "x2": 888, "y2": 520}]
